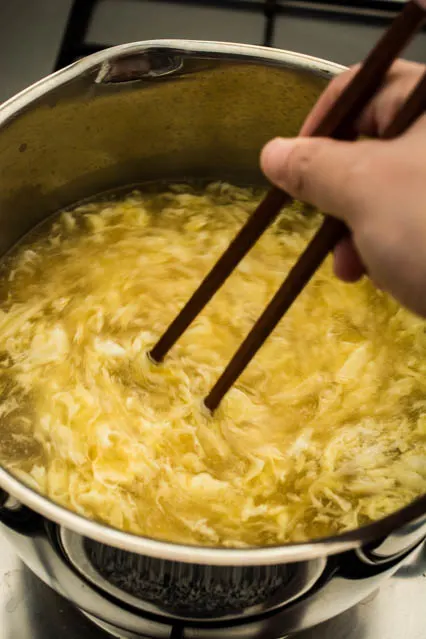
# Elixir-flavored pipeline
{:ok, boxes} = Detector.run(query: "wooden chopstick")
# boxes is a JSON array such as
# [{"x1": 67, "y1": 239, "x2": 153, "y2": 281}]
[
  {"x1": 204, "y1": 68, "x2": 426, "y2": 411},
  {"x1": 150, "y1": 0, "x2": 426, "y2": 365}
]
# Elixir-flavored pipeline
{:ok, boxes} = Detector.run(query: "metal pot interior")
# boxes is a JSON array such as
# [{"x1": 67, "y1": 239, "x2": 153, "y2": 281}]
[{"x1": 0, "y1": 41, "x2": 337, "y2": 254}]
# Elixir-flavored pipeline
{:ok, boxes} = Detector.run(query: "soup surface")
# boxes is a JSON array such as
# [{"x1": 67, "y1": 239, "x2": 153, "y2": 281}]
[{"x1": 0, "y1": 182, "x2": 425, "y2": 547}]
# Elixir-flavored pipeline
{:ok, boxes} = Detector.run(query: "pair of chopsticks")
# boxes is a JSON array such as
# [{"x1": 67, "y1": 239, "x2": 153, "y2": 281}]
[{"x1": 150, "y1": 0, "x2": 426, "y2": 411}]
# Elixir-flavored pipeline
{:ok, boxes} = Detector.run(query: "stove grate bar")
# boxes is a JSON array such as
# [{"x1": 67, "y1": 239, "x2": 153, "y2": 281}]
[{"x1": 54, "y1": 0, "x2": 415, "y2": 70}]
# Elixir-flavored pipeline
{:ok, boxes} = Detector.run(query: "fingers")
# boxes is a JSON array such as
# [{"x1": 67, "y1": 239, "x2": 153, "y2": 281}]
[
  {"x1": 260, "y1": 136, "x2": 374, "y2": 225},
  {"x1": 262, "y1": 58, "x2": 426, "y2": 316},
  {"x1": 300, "y1": 60, "x2": 425, "y2": 139},
  {"x1": 358, "y1": 60, "x2": 426, "y2": 136},
  {"x1": 261, "y1": 136, "x2": 370, "y2": 285}
]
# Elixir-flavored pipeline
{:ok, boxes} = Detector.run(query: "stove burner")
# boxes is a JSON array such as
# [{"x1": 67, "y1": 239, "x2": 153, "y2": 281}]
[
  {"x1": 84, "y1": 538, "x2": 294, "y2": 619},
  {"x1": 59, "y1": 529, "x2": 326, "y2": 624}
]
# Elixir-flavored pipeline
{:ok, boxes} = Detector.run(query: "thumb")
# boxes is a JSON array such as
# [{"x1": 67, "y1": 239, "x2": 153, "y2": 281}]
[{"x1": 260, "y1": 136, "x2": 372, "y2": 225}]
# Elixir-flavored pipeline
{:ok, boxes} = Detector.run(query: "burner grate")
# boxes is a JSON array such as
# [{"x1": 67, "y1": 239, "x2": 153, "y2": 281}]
[{"x1": 54, "y1": 0, "x2": 416, "y2": 71}]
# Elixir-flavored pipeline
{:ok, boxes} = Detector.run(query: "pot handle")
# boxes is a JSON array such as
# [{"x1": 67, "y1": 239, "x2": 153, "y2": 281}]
[
  {"x1": 0, "y1": 489, "x2": 43, "y2": 534},
  {"x1": 357, "y1": 516, "x2": 426, "y2": 566},
  {"x1": 95, "y1": 51, "x2": 184, "y2": 84}
]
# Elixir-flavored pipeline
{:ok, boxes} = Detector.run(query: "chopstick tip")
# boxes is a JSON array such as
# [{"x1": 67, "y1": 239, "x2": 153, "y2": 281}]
[
  {"x1": 147, "y1": 350, "x2": 160, "y2": 365},
  {"x1": 201, "y1": 398, "x2": 215, "y2": 417}
]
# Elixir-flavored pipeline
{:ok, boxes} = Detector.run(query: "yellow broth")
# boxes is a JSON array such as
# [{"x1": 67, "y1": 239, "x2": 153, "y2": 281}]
[{"x1": 0, "y1": 182, "x2": 425, "y2": 547}]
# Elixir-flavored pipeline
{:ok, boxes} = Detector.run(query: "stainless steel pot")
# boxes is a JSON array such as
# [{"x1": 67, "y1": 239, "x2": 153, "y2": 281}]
[{"x1": 0, "y1": 40, "x2": 426, "y2": 637}]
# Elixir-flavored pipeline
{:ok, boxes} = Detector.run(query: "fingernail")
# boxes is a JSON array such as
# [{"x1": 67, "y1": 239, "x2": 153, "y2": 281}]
[{"x1": 261, "y1": 137, "x2": 297, "y2": 182}]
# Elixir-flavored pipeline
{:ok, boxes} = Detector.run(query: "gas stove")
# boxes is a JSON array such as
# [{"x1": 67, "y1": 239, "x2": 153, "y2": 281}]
[
  {"x1": 1, "y1": 1, "x2": 425, "y2": 102},
  {"x1": 54, "y1": 0, "x2": 426, "y2": 71},
  {"x1": 1, "y1": 530, "x2": 426, "y2": 639}
]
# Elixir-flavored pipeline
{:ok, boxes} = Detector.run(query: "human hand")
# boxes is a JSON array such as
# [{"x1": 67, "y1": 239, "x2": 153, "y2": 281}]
[{"x1": 261, "y1": 60, "x2": 426, "y2": 316}]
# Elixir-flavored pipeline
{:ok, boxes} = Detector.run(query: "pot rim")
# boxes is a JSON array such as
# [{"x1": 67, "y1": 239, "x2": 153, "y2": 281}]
[
  {"x1": 0, "y1": 39, "x2": 346, "y2": 126},
  {"x1": 1, "y1": 39, "x2": 425, "y2": 565}
]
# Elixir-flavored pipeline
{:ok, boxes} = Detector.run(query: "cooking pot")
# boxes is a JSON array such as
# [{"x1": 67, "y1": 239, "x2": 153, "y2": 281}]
[{"x1": 0, "y1": 40, "x2": 426, "y2": 638}]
